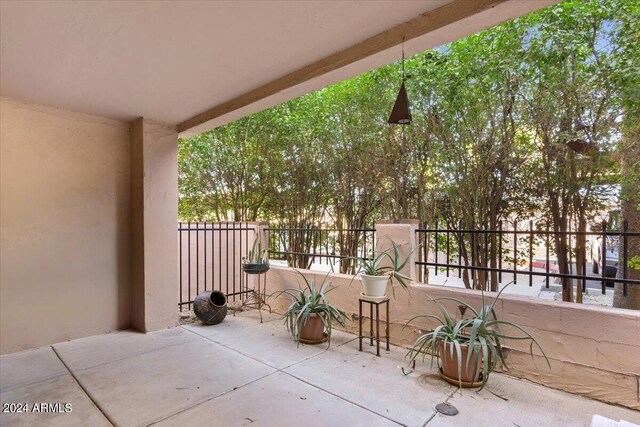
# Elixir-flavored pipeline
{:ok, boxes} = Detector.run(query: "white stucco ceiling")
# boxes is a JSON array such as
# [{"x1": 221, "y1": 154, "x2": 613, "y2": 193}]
[{"x1": 0, "y1": 1, "x2": 557, "y2": 136}]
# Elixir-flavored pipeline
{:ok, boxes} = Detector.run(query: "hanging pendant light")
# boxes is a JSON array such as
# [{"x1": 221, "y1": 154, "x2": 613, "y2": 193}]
[{"x1": 388, "y1": 38, "x2": 412, "y2": 125}]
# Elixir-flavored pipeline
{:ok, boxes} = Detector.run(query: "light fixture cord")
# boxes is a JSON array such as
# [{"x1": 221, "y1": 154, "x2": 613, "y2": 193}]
[
  {"x1": 402, "y1": 36, "x2": 407, "y2": 140},
  {"x1": 402, "y1": 37, "x2": 405, "y2": 81}
]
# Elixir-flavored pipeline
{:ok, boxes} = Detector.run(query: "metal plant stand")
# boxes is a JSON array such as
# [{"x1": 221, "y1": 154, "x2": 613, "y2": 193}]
[
  {"x1": 240, "y1": 263, "x2": 271, "y2": 323},
  {"x1": 358, "y1": 296, "x2": 390, "y2": 356}
]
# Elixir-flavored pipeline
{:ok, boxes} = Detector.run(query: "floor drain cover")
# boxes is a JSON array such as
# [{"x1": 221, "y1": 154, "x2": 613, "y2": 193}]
[{"x1": 435, "y1": 403, "x2": 458, "y2": 416}]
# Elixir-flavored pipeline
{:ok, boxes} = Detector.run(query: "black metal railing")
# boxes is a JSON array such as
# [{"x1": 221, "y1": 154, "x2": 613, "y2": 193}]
[
  {"x1": 178, "y1": 222, "x2": 256, "y2": 309},
  {"x1": 266, "y1": 226, "x2": 376, "y2": 274},
  {"x1": 416, "y1": 219, "x2": 640, "y2": 296}
]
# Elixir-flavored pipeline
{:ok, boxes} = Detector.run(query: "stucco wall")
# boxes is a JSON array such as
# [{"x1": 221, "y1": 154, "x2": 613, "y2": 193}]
[
  {"x1": 265, "y1": 266, "x2": 640, "y2": 410},
  {"x1": 0, "y1": 97, "x2": 131, "y2": 354}
]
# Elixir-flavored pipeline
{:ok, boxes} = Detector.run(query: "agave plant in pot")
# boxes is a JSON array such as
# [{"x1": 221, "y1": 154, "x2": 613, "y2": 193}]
[
  {"x1": 243, "y1": 237, "x2": 269, "y2": 275},
  {"x1": 405, "y1": 284, "x2": 549, "y2": 389},
  {"x1": 353, "y1": 241, "x2": 415, "y2": 299},
  {"x1": 271, "y1": 271, "x2": 346, "y2": 346}
]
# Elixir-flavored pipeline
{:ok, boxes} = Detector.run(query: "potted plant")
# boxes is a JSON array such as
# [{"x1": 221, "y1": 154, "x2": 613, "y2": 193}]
[
  {"x1": 271, "y1": 271, "x2": 346, "y2": 346},
  {"x1": 243, "y1": 237, "x2": 270, "y2": 274},
  {"x1": 353, "y1": 241, "x2": 415, "y2": 298},
  {"x1": 405, "y1": 284, "x2": 549, "y2": 389}
]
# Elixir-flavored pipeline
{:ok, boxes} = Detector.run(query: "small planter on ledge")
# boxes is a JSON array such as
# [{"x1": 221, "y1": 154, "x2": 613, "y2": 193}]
[
  {"x1": 351, "y1": 241, "x2": 416, "y2": 298},
  {"x1": 360, "y1": 274, "x2": 390, "y2": 298},
  {"x1": 243, "y1": 263, "x2": 270, "y2": 275},
  {"x1": 243, "y1": 237, "x2": 270, "y2": 275}
]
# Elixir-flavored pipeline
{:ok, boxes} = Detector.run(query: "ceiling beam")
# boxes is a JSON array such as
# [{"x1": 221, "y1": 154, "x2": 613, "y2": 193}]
[{"x1": 177, "y1": 0, "x2": 508, "y2": 133}]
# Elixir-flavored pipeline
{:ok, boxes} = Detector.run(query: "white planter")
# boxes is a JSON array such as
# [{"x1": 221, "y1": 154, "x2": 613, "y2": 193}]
[{"x1": 360, "y1": 274, "x2": 389, "y2": 297}]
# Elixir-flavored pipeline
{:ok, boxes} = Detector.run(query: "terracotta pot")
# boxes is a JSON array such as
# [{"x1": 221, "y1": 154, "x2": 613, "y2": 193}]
[
  {"x1": 360, "y1": 274, "x2": 389, "y2": 297},
  {"x1": 437, "y1": 340, "x2": 482, "y2": 384},
  {"x1": 298, "y1": 312, "x2": 326, "y2": 342}
]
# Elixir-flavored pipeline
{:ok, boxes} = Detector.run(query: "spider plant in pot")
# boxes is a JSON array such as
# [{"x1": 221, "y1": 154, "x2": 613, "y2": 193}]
[
  {"x1": 243, "y1": 237, "x2": 269, "y2": 274},
  {"x1": 271, "y1": 270, "x2": 346, "y2": 346},
  {"x1": 353, "y1": 241, "x2": 415, "y2": 298},
  {"x1": 405, "y1": 283, "x2": 549, "y2": 389}
]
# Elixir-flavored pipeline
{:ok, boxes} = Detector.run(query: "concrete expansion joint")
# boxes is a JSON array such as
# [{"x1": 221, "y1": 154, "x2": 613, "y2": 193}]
[
  {"x1": 421, "y1": 388, "x2": 459, "y2": 426},
  {"x1": 149, "y1": 323, "x2": 303, "y2": 425},
  {"x1": 179, "y1": 326, "x2": 404, "y2": 425},
  {"x1": 179, "y1": 323, "x2": 357, "y2": 371},
  {"x1": 146, "y1": 370, "x2": 278, "y2": 426},
  {"x1": 49, "y1": 346, "x2": 115, "y2": 426},
  {"x1": 56, "y1": 338, "x2": 195, "y2": 375},
  {"x1": 178, "y1": 326, "x2": 270, "y2": 368},
  {"x1": 0, "y1": 365, "x2": 68, "y2": 394},
  {"x1": 159, "y1": 328, "x2": 373, "y2": 425},
  {"x1": 277, "y1": 338, "x2": 359, "y2": 371},
  {"x1": 281, "y1": 370, "x2": 406, "y2": 427}
]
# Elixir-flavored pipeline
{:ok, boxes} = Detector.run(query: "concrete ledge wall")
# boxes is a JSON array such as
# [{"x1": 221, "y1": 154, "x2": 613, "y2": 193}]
[
  {"x1": 265, "y1": 266, "x2": 640, "y2": 409},
  {"x1": 0, "y1": 97, "x2": 131, "y2": 354}
]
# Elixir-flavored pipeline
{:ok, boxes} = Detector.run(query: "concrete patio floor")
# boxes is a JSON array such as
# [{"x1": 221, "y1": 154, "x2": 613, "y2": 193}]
[{"x1": 1, "y1": 310, "x2": 639, "y2": 427}]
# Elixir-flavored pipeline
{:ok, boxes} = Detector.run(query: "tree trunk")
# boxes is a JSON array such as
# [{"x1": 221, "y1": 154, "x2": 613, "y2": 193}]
[
  {"x1": 459, "y1": 240, "x2": 472, "y2": 289},
  {"x1": 613, "y1": 117, "x2": 640, "y2": 310},
  {"x1": 489, "y1": 215, "x2": 499, "y2": 292},
  {"x1": 575, "y1": 216, "x2": 587, "y2": 304},
  {"x1": 550, "y1": 195, "x2": 574, "y2": 302}
]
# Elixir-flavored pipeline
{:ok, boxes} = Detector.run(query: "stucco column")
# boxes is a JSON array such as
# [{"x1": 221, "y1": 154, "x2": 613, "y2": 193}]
[
  {"x1": 130, "y1": 118, "x2": 178, "y2": 332},
  {"x1": 375, "y1": 220, "x2": 420, "y2": 282},
  {"x1": 257, "y1": 222, "x2": 270, "y2": 257}
]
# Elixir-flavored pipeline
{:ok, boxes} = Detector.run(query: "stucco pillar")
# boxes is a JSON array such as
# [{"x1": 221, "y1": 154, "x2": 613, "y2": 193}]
[
  {"x1": 130, "y1": 118, "x2": 178, "y2": 332},
  {"x1": 255, "y1": 221, "x2": 270, "y2": 256},
  {"x1": 375, "y1": 220, "x2": 420, "y2": 282}
]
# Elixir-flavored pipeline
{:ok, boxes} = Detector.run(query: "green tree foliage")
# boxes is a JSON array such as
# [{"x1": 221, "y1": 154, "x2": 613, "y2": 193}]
[
  {"x1": 179, "y1": 0, "x2": 639, "y2": 299},
  {"x1": 610, "y1": 0, "x2": 640, "y2": 309}
]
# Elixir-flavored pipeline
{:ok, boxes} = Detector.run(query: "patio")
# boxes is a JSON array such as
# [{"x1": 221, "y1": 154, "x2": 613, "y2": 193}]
[{"x1": 2, "y1": 309, "x2": 638, "y2": 427}]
